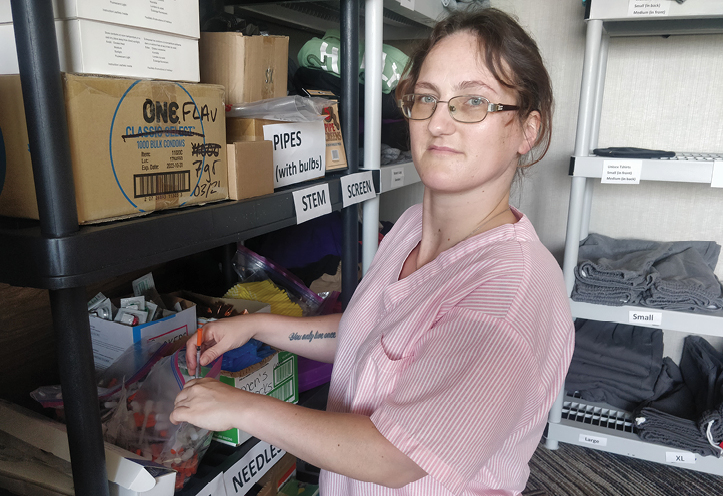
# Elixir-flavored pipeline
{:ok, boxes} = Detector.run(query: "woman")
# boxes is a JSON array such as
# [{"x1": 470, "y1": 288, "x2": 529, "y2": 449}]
[{"x1": 171, "y1": 8, "x2": 574, "y2": 495}]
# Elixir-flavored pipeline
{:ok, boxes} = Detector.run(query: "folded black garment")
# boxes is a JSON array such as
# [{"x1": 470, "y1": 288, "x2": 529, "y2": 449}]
[
  {"x1": 573, "y1": 320, "x2": 664, "y2": 378},
  {"x1": 593, "y1": 147, "x2": 675, "y2": 158},
  {"x1": 679, "y1": 336, "x2": 723, "y2": 417},
  {"x1": 643, "y1": 358, "x2": 697, "y2": 420},
  {"x1": 634, "y1": 406, "x2": 720, "y2": 457}
]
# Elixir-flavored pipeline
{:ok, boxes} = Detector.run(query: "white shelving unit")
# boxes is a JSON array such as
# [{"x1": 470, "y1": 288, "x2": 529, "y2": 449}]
[{"x1": 546, "y1": 0, "x2": 723, "y2": 475}]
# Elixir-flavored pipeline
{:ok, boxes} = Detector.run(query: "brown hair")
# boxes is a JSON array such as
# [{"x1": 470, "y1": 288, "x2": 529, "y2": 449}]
[{"x1": 396, "y1": 8, "x2": 553, "y2": 169}]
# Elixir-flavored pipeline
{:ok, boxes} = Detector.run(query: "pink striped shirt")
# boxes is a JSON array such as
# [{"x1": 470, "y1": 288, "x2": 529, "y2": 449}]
[{"x1": 320, "y1": 205, "x2": 574, "y2": 496}]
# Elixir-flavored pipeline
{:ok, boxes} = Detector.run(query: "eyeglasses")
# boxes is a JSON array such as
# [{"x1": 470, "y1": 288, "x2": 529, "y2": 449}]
[{"x1": 398, "y1": 94, "x2": 519, "y2": 123}]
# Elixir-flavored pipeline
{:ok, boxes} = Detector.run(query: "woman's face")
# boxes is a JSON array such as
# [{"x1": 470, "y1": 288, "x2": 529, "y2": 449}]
[{"x1": 409, "y1": 31, "x2": 538, "y2": 197}]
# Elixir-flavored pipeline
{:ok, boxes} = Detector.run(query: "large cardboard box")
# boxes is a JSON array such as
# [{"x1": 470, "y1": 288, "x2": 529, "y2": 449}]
[
  {"x1": 0, "y1": 0, "x2": 200, "y2": 38},
  {"x1": 90, "y1": 294, "x2": 196, "y2": 371},
  {"x1": 0, "y1": 19, "x2": 200, "y2": 81},
  {"x1": 200, "y1": 33, "x2": 288, "y2": 105},
  {"x1": 227, "y1": 140, "x2": 274, "y2": 201},
  {"x1": 214, "y1": 351, "x2": 299, "y2": 446},
  {"x1": 0, "y1": 401, "x2": 176, "y2": 496},
  {"x1": 0, "y1": 73, "x2": 227, "y2": 223}
]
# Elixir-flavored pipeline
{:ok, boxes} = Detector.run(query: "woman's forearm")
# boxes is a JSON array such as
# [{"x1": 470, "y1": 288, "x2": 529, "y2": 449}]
[{"x1": 248, "y1": 312, "x2": 342, "y2": 363}]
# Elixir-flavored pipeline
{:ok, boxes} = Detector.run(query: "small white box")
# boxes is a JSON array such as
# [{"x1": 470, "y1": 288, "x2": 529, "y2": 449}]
[
  {"x1": 0, "y1": 0, "x2": 200, "y2": 38},
  {"x1": 90, "y1": 295, "x2": 196, "y2": 371},
  {"x1": 0, "y1": 18, "x2": 200, "y2": 81}
]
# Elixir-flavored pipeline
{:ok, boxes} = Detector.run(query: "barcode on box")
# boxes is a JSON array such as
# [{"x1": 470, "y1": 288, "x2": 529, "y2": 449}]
[
  {"x1": 331, "y1": 149, "x2": 340, "y2": 161},
  {"x1": 134, "y1": 171, "x2": 191, "y2": 198},
  {"x1": 274, "y1": 358, "x2": 294, "y2": 384},
  {"x1": 269, "y1": 379, "x2": 295, "y2": 403}
]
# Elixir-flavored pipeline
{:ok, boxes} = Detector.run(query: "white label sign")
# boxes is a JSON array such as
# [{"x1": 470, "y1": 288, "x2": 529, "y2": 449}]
[
  {"x1": 263, "y1": 121, "x2": 326, "y2": 188},
  {"x1": 666, "y1": 451, "x2": 696, "y2": 464},
  {"x1": 197, "y1": 473, "x2": 227, "y2": 496},
  {"x1": 223, "y1": 442, "x2": 286, "y2": 495},
  {"x1": 628, "y1": 1, "x2": 671, "y2": 17},
  {"x1": 391, "y1": 167, "x2": 405, "y2": 188},
  {"x1": 293, "y1": 183, "x2": 332, "y2": 224},
  {"x1": 601, "y1": 160, "x2": 642, "y2": 184},
  {"x1": 629, "y1": 310, "x2": 662, "y2": 327},
  {"x1": 579, "y1": 433, "x2": 608, "y2": 447},
  {"x1": 341, "y1": 172, "x2": 377, "y2": 208},
  {"x1": 711, "y1": 161, "x2": 723, "y2": 188},
  {"x1": 399, "y1": 0, "x2": 415, "y2": 10}
]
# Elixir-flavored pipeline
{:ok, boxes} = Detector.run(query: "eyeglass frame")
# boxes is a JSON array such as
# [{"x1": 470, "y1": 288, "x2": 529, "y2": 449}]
[{"x1": 397, "y1": 93, "x2": 520, "y2": 123}]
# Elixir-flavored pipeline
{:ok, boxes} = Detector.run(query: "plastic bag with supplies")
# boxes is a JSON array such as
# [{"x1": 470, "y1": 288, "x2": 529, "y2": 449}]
[{"x1": 104, "y1": 346, "x2": 222, "y2": 490}]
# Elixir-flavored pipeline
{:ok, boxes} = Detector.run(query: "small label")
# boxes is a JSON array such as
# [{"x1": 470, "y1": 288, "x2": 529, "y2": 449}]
[
  {"x1": 293, "y1": 183, "x2": 332, "y2": 224},
  {"x1": 629, "y1": 311, "x2": 662, "y2": 327},
  {"x1": 579, "y1": 433, "x2": 608, "y2": 447},
  {"x1": 666, "y1": 451, "x2": 696, "y2": 464},
  {"x1": 628, "y1": 0, "x2": 671, "y2": 17},
  {"x1": 711, "y1": 161, "x2": 723, "y2": 188},
  {"x1": 602, "y1": 160, "x2": 642, "y2": 184},
  {"x1": 263, "y1": 121, "x2": 326, "y2": 188},
  {"x1": 391, "y1": 167, "x2": 405, "y2": 188},
  {"x1": 341, "y1": 171, "x2": 377, "y2": 208}
]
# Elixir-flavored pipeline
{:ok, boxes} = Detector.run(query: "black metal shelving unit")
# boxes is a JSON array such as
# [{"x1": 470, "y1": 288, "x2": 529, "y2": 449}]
[{"x1": 4, "y1": 0, "x2": 359, "y2": 494}]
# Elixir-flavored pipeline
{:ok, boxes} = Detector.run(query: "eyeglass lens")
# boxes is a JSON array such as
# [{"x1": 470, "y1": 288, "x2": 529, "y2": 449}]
[{"x1": 401, "y1": 95, "x2": 489, "y2": 123}]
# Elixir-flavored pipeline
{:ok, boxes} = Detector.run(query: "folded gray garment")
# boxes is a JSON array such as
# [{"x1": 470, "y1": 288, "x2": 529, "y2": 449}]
[
  {"x1": 634, "y1": 406, "x2": 720, "y2": 457},
  {"x1": 566, "y1": 370, "x2": 660, "y2": 411},
  {"x1": 575, "y1": 260, "x2": 655, "y2": 289},
  {"x1": 644, "y1": 358, "x2": 697, "y2": 420},
  {"x1": 573, "y1": 320, "x2": 664, "y2": 378},
  {"x1": 679, "y1": 336, "x2": 723, "y2": 417},
  {"x1": 570, "y1": 280, "x2": 644, "y2": 306}
]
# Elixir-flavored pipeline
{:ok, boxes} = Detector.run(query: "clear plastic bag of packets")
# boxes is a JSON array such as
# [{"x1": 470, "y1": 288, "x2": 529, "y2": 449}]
[{"x1": 87, "y1": 272, "x2": 180, "y2": 326}]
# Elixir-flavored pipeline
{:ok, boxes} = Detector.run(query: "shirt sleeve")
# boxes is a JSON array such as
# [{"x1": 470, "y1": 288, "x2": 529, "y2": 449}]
[{"x1": 369, "y1": 305, "x2": 541, "y2": 495}]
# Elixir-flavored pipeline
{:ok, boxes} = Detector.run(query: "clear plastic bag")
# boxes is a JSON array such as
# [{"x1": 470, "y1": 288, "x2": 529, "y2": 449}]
[
  {"x1": 231, "y1": 245, "x2": 324, "y2": 316},
  {"x1": 225, "y1": 96, "x2": 329, "y2": 122},
  {"x1": 30, "y1": 339, "x2": 171, "y2": 410},
  {"x1": 104, "y1": 347, "x2": 222, "y2": 490}
]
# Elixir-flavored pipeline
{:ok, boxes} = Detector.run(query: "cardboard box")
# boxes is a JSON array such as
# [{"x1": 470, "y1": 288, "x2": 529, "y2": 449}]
[
  {"x1": 0, "y1": 73, "x2": 227, "y2": 223},
  {"x1": 0, "y1": 401, "x2": 176, "y2": 496},
  {"x1": 255, "y1": 453, "x2": 296, "y2": 496},
  {"x1": 200, "y1": 32, "x2": 288, "y2": 106},
  {"x1": 90, "y1": 294, "x2": 196, "y2": 371},
  {"x1": 176, "y1": 291, "x2": 271, "y2": 319},
  {"x1": 0, "y1": 0, "x2": 200, "y2": 38},
  {"x1": 0, "y1": 19, "x2": 200, "y2": 81},
  {"x1": 215, "y1": 351, "x2": 299, "y2": 446},
  {"x1": 227, "y1": 101, "x2": 347, "y2": 175},
  {"x1": 227, "y1": 140, "x2": 274, "y2": 201}
]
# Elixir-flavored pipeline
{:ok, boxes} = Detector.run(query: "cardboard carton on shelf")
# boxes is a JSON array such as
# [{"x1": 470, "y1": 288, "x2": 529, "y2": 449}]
[
  {"x1": 0, "y1": 0, "x2": 200, "y2": 38},
  {"x1": 227, "y1": 139, "x2": 275, "y2": 201},
  {"x1": 0, "y1": 73, "x2": 227, "y2": 224},
  {"x1": 215, "y1": 351, "x2": 299, "y2": 447},
  {"x1": 226, "y1": 102, "x2": 346, "y2": 189},
  {"x1": 0, "y1": 401, "x2": 176, "y2": 496},
  {"x1": 90, "y1": 294, "x2": 197, "y2": 371},
  {"x1": 0, "y1": 19, "x2": 200, "y2": 81},
  {"x1": 199, "y1": 32, "x2": 289, "y2": 106}
]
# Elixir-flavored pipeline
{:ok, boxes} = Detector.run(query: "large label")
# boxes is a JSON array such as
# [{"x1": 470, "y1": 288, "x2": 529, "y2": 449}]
[
  {"x1": 223, "y1": 442, "x2": 286, "y2": 495},
  {"x1": 109, "y1": 80, "x2": 223, "y2": 212},
  {"x1": 263, "y1": 121, "x2": 326, "y2": 188}
]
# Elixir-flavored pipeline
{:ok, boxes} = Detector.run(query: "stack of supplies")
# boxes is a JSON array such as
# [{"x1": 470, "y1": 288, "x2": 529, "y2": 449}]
[
  {"x1": 572, "y1": 234, "x2": 723, "y2": 313},
  {"x1": 566, "y1": 319, "x2": 674, "y2": 411},
  {"x1": 634, "y1": 336, "x2": 723, "y2": 457}
]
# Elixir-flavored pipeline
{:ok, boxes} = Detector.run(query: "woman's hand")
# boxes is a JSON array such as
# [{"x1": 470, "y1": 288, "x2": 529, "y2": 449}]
[
  {"x1": 170, "y1": 377, "x2": 244, "y2": 431},
  {"x1": 186, "y1": 315, "x2": 255, "y2": 376}
]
